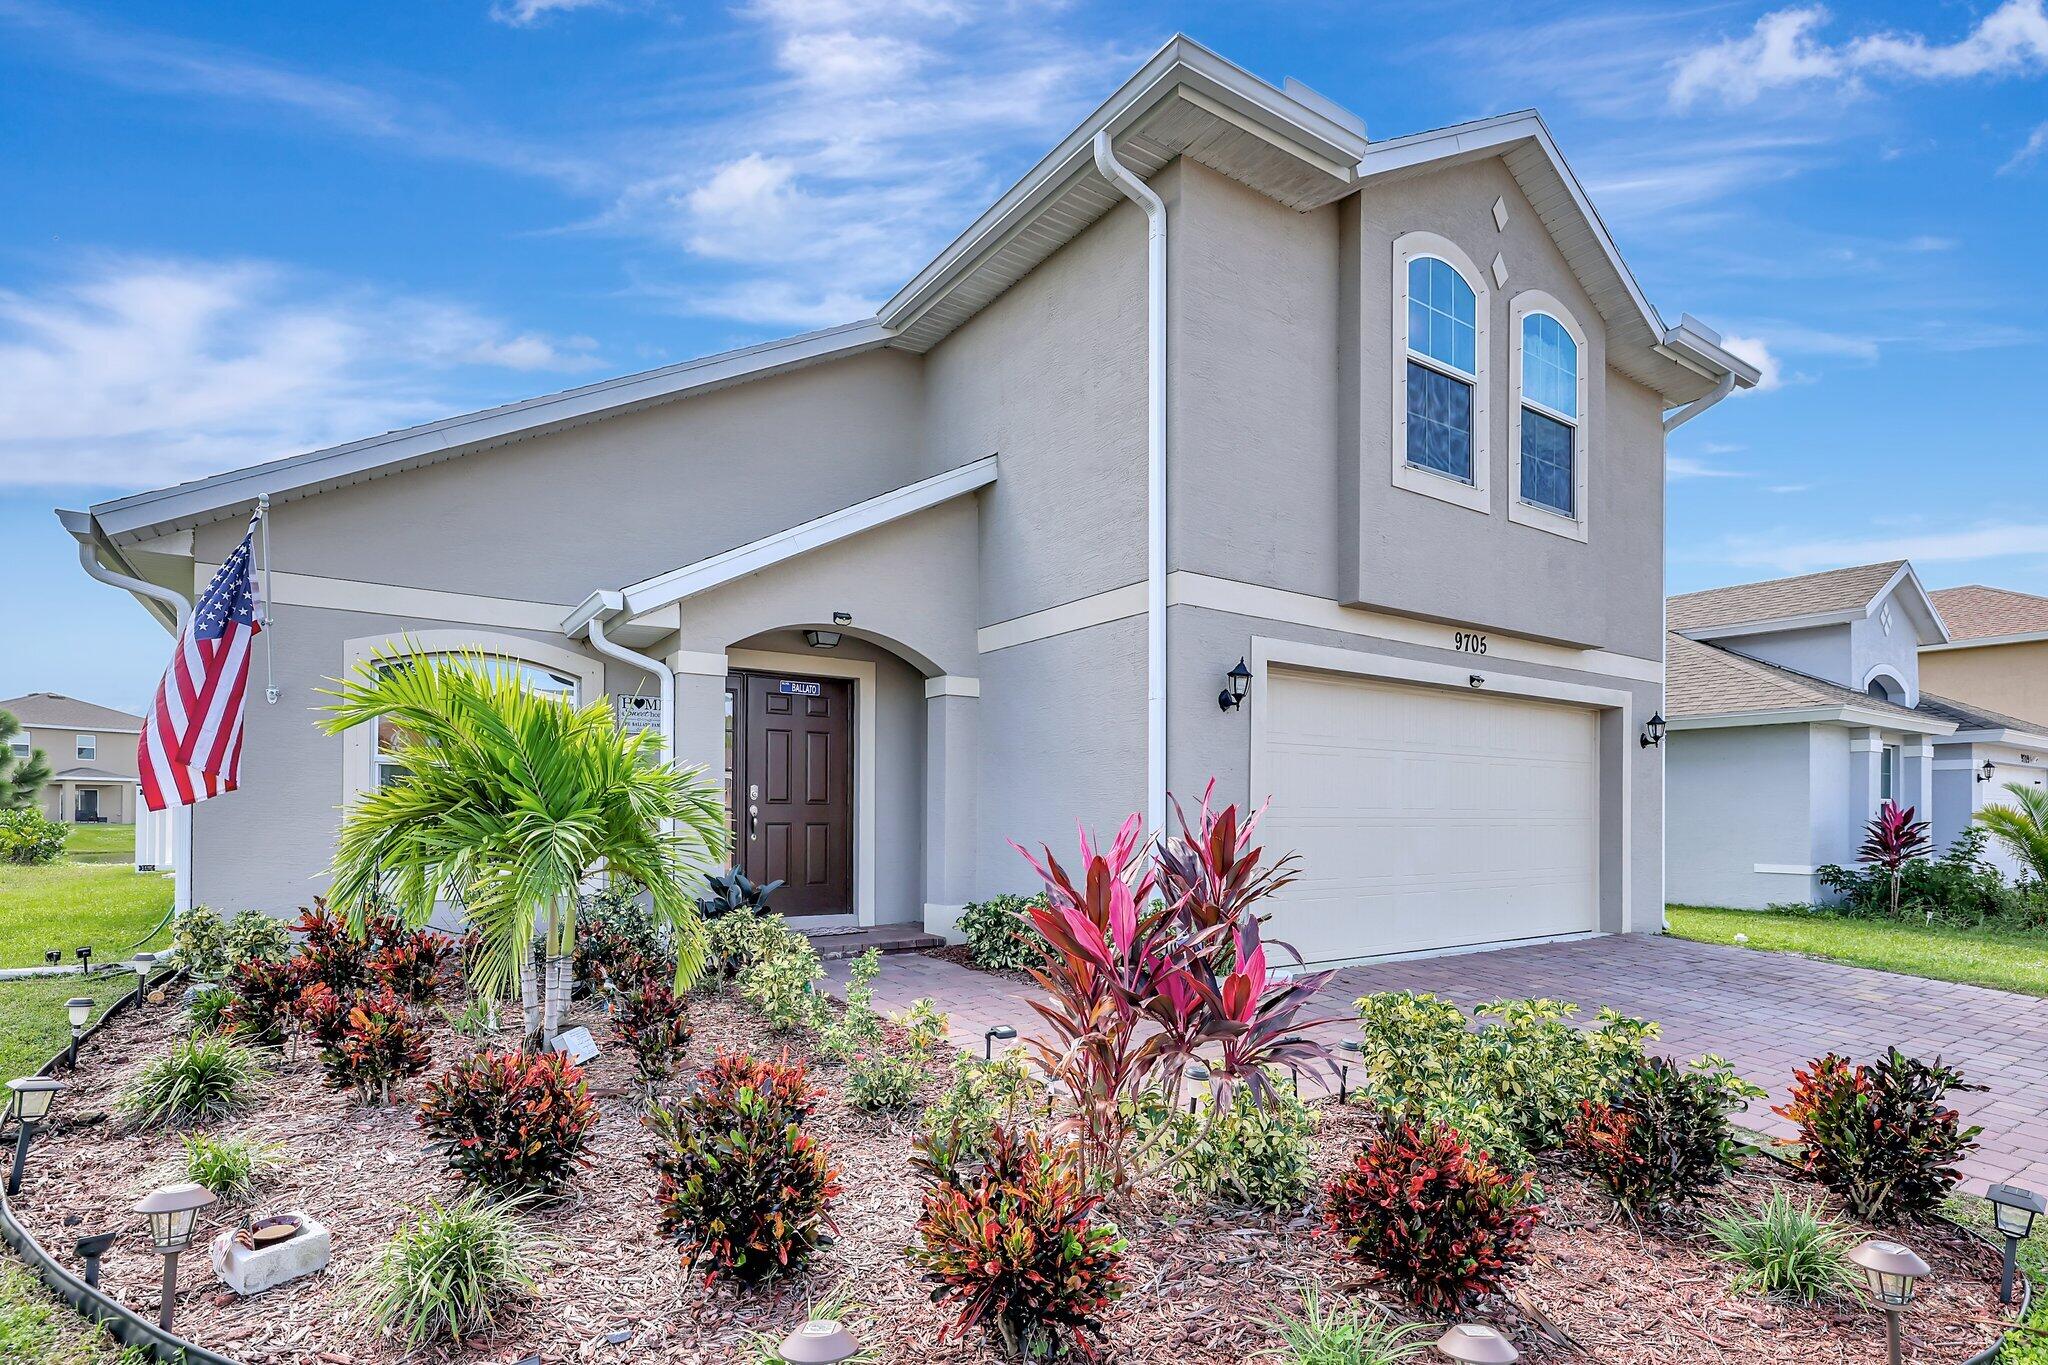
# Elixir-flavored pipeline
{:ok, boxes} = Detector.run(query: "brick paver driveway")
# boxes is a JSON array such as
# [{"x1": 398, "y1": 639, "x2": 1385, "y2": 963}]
[{"x1": 827, "y1": 933, "x2": 2048, "y2": 1194}]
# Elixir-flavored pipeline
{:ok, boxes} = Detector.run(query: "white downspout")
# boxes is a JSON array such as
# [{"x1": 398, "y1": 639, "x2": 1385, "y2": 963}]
[
  {"x1": 68, "y1": 526, "x2": 195, "y2": 914},
  {"x1": 1093, "y1": 129, "x2": 1168, "y2": 840},
  {"x1": 1662, "y1": 370, "x2": 1735, "y2": 433},
  {"x1": 583, "y1": 601, "x2": 674, "y2": 766}
]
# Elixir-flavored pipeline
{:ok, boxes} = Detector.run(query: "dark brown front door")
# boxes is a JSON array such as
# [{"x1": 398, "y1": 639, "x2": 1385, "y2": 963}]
[{"x1": 726, "y1": 671, "x2": 854, "y2": 916}]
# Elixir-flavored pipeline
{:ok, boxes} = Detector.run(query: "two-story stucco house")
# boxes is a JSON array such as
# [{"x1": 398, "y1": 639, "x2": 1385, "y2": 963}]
[
  {"x1": 1, "y1": 692, "x2": 144, "y2": 824},
  {"x1": 1923, "y1": 586, "x2": 2048, "y2": 734},
  {"x1": 1666, "y1": 561, "x2": 2048, "y2": 909},
  {"x1": 59, "y1": 38, "x2": 1755, "y2": 966}
]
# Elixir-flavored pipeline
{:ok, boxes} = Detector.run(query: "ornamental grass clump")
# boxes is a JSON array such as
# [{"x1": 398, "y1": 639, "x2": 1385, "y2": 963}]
[
  {"x1": 1325, "y1": 1119, "x2": 1540, "y2": 1312},
  {"x1": 1706, "y1": 1192, "x2": 1865, "y2": 1304},
  {"x1": 1254, "y1": 1287, "x2": 1434, "y2": 1364},
  {"x1": 178, "y1": 1133, "x2": 284, "y2": 1202},
  {"x1": 118, "y1": 1036, "x2": 268, "y2": 1129},
  {"x1": 321, "y1": 988, "x2": 432, "y2": 1103},
  {"x1": 1773, "y1": 1047, "x2": 1984, "y2": 1221},
  {"x1": 353, "y1": 1191, "x2": 545, "y2": 1348},
  {"x1": 646, "y1": 1052, "x2": 841, "y2": 1284},
  {"x1": 910, "y1": 1122, "x2": 1127, "y2": 1360},
  {"x1": 417, "y1": 1048, "x2": 599, "y2": 1196},
  {"x1": 1568, "y1": 1054, "x2": 1762, "y2": 1217}
]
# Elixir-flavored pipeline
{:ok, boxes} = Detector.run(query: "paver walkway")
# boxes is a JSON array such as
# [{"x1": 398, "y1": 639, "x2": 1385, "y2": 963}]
[{"x1": 825, "y1": 933, "x2": 2048, "y2": 1195}]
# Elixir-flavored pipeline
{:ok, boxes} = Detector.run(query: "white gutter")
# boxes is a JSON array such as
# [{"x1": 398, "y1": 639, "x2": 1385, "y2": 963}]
[
  {"x1": 1092, "y1": 129, "x2": 1169, "y2": 839},
  {"x1": 1661, "y1": 370, "x2": 1735, "y2": 433},
  {"x1": 56, "y1": 509, "x2": 194, "y2": 913},
  {"x1": 570, "y1": 590, "x2": 674, "y2": 766}
]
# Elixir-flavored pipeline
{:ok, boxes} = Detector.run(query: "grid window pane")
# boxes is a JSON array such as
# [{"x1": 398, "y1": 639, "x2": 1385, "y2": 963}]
[
  {"x1": 1408, "y1": 257, "x2": 1477, "y2": 375},
  {"x1": 1407, "y1": 361, "x2": 1473, "y2": 482},
  {"x1": 1523, "y1": 313, "x2": 1577, "y2": 417},
  {"x1": 1519, "y1": 407, "x2": 1575, "y2": 515}
]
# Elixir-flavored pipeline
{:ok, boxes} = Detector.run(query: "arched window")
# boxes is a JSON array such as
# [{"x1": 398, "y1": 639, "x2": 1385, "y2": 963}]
[
  {"x1": 1510, "y1": 293, "x2": 1589, "y2": 540},
  {"x1": 1392, "y1": 233, "x2": 1490, "y2": 514}
]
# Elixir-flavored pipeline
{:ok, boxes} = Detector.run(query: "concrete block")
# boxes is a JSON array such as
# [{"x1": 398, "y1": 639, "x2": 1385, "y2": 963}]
[{"x1": 210, "y1": 1213, "x2": 331, "y2": 1295}]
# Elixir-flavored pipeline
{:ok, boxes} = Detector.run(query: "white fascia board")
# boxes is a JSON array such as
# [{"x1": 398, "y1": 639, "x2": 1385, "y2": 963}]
[
  {"x1": 1876, "y1": 561, "x2": 1950, "y2": 645},
  {"x1": 89, "y1": 321, "x2": 897, "y2": 544},
  {"x1": 879, "y1": 35, "x2": 1364, "y2": 333},
  {"x1": 1923, "y1": 630, "x2": 2048, "y2": 652},
  {"x1": 1943, "y1": 727, "x2": 2048, "y2": 749},
  {"x1": 1676, "y1": 610, "x2": 1866, "y2": 641},
  {"x1": 615, "y1": 455, "x2": 997, "y2": 618},
  {"x1": 1669, "y1": 706, "x2": 1956, "y2": 735}
]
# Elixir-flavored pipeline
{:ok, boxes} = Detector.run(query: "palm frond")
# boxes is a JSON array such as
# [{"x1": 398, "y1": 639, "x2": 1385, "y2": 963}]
[{"x1": 1976, "y1": 783, "x2": 2048, "y2": 882}]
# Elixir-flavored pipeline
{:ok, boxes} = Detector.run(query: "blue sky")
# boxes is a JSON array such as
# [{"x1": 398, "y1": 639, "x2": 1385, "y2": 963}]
[{"x1": 2, "y1": 0, "x2": 2044, "y2": 711}]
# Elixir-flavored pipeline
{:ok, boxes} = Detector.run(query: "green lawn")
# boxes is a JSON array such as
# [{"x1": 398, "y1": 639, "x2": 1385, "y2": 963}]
[
  {"x1": 0, "y1": 973, "x2": 132, "y2": 1082},
  {"x1": 0, "y1": 860, "x2": 171, "y2": 969},
  {"x1": 1668, "y1": 905, "x2": 2048, "y2": 997},
  {"x1": 0, "y1": 1258, "x2": 134, "y2": 1365},
  {"x1": 61, "y1": 824, "x2": 132, "y2": 857}
]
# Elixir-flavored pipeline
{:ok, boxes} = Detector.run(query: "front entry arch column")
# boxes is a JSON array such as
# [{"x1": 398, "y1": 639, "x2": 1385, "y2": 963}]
[{"x1": 923, "y1": 677, "x2": 980, "y2": 942}]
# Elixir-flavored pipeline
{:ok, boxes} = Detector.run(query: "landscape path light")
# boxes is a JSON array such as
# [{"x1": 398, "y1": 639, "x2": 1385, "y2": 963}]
[
  {"x1": 75, "y1": 945, "x2": 92, "y2": 972},
  {"x1": 65, "y1": 997, "x2": 93, "y2": 1069},
  {"x1": 1338, "y1": 1036, "x2": 1363, "y2": 1103},
  {"x1": 5, "y1": 1077, "x2": 63, "y2": 1196},
  {"x1": 779, "y1": 1317, "x2": 863, "y2": 1363},
  {"x1": 1184, "y1": 1061, "x2": 1211, "y2": 1115},
  {"x1": 135, "y1": 1181, "x2": 216, "y2": 1332},
  {"x1": 1434, "y1": 1323, "x2": 1519, "y2": 1363},
  {"x1": 1988, "y1": 1184, "x2": 2044, "y2": 1306},
  {"x1": 74, "y1": 1230, "x2": 116, "y2": 1289},
  {"x1": 1849, "y1": 1237, "x2": 1929, "y2": 1365},
  {"x1": 130, "y1": 952, "x2": 157, "y2": 1006},
  {"x1": 983, "y1": 1024, "x2": 1016, "y2": 1060}
]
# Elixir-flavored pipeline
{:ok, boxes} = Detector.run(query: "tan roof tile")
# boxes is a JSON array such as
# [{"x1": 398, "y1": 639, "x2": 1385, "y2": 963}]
[
  {"x1": 1667, "y1": 560, "x2": 1905, "y2": 632},
  {"x1": 1927, "y1": 586, "x2": 2048, "y2": 642},
  {"x1": 0, "y1": 693, "x2": 143, "y2": 730},
  {"x1": 1665, "y1": 633, "x2": 1925, "y2": 722}
]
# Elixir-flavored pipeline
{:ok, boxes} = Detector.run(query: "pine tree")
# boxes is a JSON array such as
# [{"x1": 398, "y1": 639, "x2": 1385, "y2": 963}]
[{"x1": 0, "y1": 709, "x2": 53, "y2": 811}]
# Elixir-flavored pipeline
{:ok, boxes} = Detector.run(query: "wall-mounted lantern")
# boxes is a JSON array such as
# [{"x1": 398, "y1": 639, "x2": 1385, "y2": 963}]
[
  {"x1": 1640, "y1": 713, "x2": 1667, "y2": 749},
  {"x1": 1218, "y1": 658, "x2": 1252, "y2": 712},
  {"x1": 1979, "y1": 760, "x2": 1997, "y2": 783}
]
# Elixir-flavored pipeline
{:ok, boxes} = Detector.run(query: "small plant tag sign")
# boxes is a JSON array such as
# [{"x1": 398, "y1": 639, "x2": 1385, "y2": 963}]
[{"x1": 550, "y1": 1026, "x2": 601, "y2": 1064}]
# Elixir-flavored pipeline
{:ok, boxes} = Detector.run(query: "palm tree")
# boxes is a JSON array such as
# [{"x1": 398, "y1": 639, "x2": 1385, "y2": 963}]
[
  {"x1": 320, "y1": 649, "x2": 727, "y2": 1046},
  {"x1": 1977, "y1": 783, "x2": 2048, "y2": 884},
  {"x1": 0, "y1": 709, "x2": 52, "y2": 811}
]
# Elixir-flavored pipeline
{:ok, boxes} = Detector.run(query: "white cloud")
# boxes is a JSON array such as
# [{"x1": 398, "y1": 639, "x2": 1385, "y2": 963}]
[
  {"x1": 489, "y1": 0, "x2": 612, "y2": 26},
  {"x1": 1667, "y1": 455, "x2": 1749, "y2": 480},
  {"x1": 2003, "y1": 121, "x2": 2048, "y2": 173},
  {"x1": 1673, "y1": 1, "x2": 2048, "y2": 108},
  {"x1": 1720, "y1": 333, "x2": 1784, "y2": 391},
  {"x1": 1718, "y1": 521, "x2": 2048, "y2": 575},
  {"x1": 1767, "y1": 484, "x2": 1813, "y2": 495},
  {"x1": 780, "y1": 30, "x2": 932, "y2": 91},
  {"x1": 0, "y1": 257, "x2": 603, "y2": 491}
]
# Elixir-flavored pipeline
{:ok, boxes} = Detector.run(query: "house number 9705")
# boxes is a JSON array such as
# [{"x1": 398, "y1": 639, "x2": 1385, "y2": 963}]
[{"x1": 1453, "y1": 631, "x2": 1489, "y2": 655}]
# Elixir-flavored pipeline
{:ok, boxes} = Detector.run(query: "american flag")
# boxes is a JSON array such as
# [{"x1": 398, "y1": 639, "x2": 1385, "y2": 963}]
[{"x1": 140, "y1": 520, "x2": 263, "y2": 812}]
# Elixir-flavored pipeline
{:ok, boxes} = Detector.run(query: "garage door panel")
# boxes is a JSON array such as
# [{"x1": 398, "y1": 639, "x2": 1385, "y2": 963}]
[{"x1": 1260, "y1": 669, "x2": 1599, "y2": 965}]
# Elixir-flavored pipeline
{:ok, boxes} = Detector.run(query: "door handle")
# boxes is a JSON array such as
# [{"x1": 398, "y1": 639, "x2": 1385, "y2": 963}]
[{"x1": 748, "y1": 804, "x2": 758, "y2": 840}]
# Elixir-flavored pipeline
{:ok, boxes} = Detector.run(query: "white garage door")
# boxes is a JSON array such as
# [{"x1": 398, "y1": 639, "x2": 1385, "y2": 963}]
[{"x1": 1258, "y1": 668, "x2": 1600, "y2": 965}]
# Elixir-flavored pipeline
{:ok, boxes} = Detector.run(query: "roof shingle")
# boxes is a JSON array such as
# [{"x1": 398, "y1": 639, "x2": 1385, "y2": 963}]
[
  {"x1": 1668, "y1": 561, "x2": 1905, "y2": 633},
  {"x1": 1927, "y1": 586, "x2": 2048, "y2": 643},
  {"x1": 0, "y1": 693, "x2": 143, "y2": 730},
  {"x1": 1665, "y1": 633, "x2": 1928, "y2": 722}
]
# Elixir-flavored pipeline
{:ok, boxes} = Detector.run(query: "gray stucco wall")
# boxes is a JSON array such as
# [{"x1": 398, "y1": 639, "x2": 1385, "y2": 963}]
[
  {"x1": 1667, "y1": 723, "x2": 1817, "y2": 909},
  {"x1": 1721, "y1": 624, "x2": 1853, "y2": 686}
]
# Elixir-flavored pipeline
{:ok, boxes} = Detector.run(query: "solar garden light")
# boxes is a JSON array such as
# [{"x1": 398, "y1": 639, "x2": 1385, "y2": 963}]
[
  {"x1": 5, "y1": 1077, "x2": 64, "y2": 1196},
  {"x1": 74, "y1": 1231, "x2": 116, "y2": 1289},
  {"x1": 1850, "y1": 1238, "x2": 1930, "y2": 1365},
  {"x1": 983, "y1": 1024, "x2": 1017, "y2": 1060},
  {"x1": 1337, "y1": 1036, "x2": 1363, "y2": 1103},
  {"x1": 65, "y1": 997, "x2": 93, "y2": 1069},
  {"x1": 1184, "y1": 1061, "x2": 1211, "y2": 1116},
  {"x1": 44, "y1": 949, "x2": 61, "y2": 968},
  {"x1": 135, "y1": 1182, "x2": 216, "y2": 1332},
  {"x1": 130, "y1": 952, "x2": 158, "y2": 1006},
  {"x1": 1988, "y1": 1184, "x2": 2045, "y2": 1305},
  {"x1": 779, "y1": 1318, "x2": 863, "y2": 1363},
  {"x1": 1433, "y1": 1323, "x2": 1519, "y2": 1363},
  {"x1": 76, "y1": 946, "x2": 92, "y2": 972}
]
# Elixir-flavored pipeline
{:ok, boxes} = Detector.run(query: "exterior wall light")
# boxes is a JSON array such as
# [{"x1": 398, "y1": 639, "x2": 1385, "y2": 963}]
[
  {"x1": 803, "y1": 630, "x2": 841, "y2": 650},
  {"x1": 5, "y1": 1077, "x2": 64, "y2": 1196},
  {"x1": 1640, "y1": 713, "x2": 1667, "y2": 748},
  {"x1": 1218, "y1": 658, "x2": 1252, "y2": 712},
  {"x1": 130, "y1": 952, "x2": 158, "y2": 1007},
  {"x1": 983, "y1": 1024, "x2": 1017, "y2": 1060},
  {"x1": 1988, "y1": 1184, "x2": 2045, "y2": 1304},
  {"x1": 135, "y1": 1181, "x2": 216, "y2": 1331},
  {"x1": 1980, "y1": 760, "x2": 1997, "y2": 783},
  {"x1": 1849, "y1": 1238, "x2": 1929, "y2": 1365},
  {"x1": 1434, "y1": 1323, "x2": 1519, "y2": 1362},
  {"x1": 779, "y1": 1318, "x2": 863, "y2": 1363},
  {"x1": 65, "y1": 997, "x2": 93, "y2": 1069}
]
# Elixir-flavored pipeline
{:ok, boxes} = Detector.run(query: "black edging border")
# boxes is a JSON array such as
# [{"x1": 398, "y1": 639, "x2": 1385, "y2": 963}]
[{"x1": 1, "y1": 966, "x2": 247, "y2": 1364}]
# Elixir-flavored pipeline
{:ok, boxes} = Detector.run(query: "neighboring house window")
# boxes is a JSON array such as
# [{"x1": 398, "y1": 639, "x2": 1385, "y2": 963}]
[
  {"x1": 1880, "y1": 744, "x2": 1900, "y2": 803},
  {"x1": 1391, "y1": 232, "x2": 1490, "y2": 515},
  {"x1": 6, "y1": 734, "x2": 26, "y2": 759},
  {"x1": 75, "y1": 734, "x2": 96, "y2": 760},
  {"x1": 372, "y1": 654, "x2": 578, "y2": 790},
  {"x1": 1509, "y1": 292, "x2": 1591, "y2": 541}
]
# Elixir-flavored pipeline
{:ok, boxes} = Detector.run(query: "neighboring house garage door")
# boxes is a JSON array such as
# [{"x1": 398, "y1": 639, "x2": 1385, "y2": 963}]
[{"x1": 1258, "y1": 669, "x2": 1600, "y2": 965}]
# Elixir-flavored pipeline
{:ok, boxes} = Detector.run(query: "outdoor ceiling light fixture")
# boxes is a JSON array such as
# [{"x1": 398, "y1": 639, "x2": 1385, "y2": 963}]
[
  {"x1": 1989, "y1": 1184, "x2": 2045, "y2": 1305},
  {"x1": 1640, "y1": 713, "x2": 1667, "y2": 748},
  {"x1": 1980, "y1": 760, "x2": 1997, "y2": 783},
  {"x1": 1849, "y1": 1238, "x2": 1929, "y2": 1365},
  {"x1": 135, "y1": 1181, "x2": 216, "y2": 1332},
  {"x1": 1433, "y1": 1324, "x2": 1519, "y2": 1363},
  {"x1": 1218, "y1": 657, "x2": 1253, "y2": 712},
  {"x1": 5, "y1": 1077, "x2": 63, "y2": 1196},
  {"x1": 983, "y1": 1024, "x2": 1017, "y2": 1060},
  {"x1": 65, "y1": 997, "x2": 93, "y2": 1069},
  {"x1": 779, "y1": 1318, "x2": 863, "y2": 1363},
  {"x1": 803, "y1": 630, "x2": 841, "y2": 650}
]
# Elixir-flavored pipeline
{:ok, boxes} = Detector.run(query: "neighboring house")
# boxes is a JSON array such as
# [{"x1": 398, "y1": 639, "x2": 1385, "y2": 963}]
[
  {"x1": 1665, "y1": 562, "x2": 2048, "y2": 909},
  {"x1": 56, "y1": 38, "x2": 1755, "y2": 965},
  {"x1": 1922, "y1": 586, "x2": 2048, "y2": 734},
  {"x1": 0, "y1": 692, "x2": 144, "y2": 824}
]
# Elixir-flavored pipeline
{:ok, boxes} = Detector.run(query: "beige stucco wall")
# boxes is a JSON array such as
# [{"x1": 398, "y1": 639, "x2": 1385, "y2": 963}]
[{"x1": 1921, "y1": 641, "x2": 2048, "y2": 730}]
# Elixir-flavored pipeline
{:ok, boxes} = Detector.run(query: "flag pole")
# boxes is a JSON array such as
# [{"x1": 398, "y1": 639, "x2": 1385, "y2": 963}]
[{"x1": 256, "y1": 496, "x2": 276, "y2": 704}]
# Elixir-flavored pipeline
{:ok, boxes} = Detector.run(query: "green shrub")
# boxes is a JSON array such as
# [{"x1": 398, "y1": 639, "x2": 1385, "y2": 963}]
[
  {"x1": 915, "y1": 1052, "x2": 1039, "y2": 1183},
  {"x1": 957, "y1": 893, "x2": 1049, "y2": 971},
  {"x1": 353, "y1": 1191, "x2": 544, "y2": 1347},
  {"x1": 0, "y1": 809, "x2": 65, "y2": 865},
  {"x1": 577, "y1": 883, "x2": 670, "y2": 991},
  {"x1": 118, "y1": 1037, "x2": 267, "y2": 1128},
  {"x1": 1144, "y1": 1071, "x2": 1320, "y2": 1210},
  {"x1": 187, "y1": 984, "x2": 236, "y2": 1034},
  {"x1": 1774, "y1": 1047, "x2": 1984, "y2": 1221},
  {"x1": 846, "y1": 1051, "x2": 923, "y2": 1111},
  {"x1": 179, "y1": 1133, "x2": 282, "y2": 1201},
  {"x1": 819, "y1": 949, "x2": 885, "y2": 1061},
  {"x1": 608, "y1": 961, "x2": 690, "y2": 1098},
  {"x1": 1325, "y1": 1119, "x2": 1540, "y2": 1313},
  {"x1": 1818, "y1": 827, "x2": 2048, "y2": 927},
  {"x1": 1254, "y1": 1286, "x2": 1434, "y2": 1364},
  {"x1": 738, "y1": 921, "x2": 828, "y2": 1031},
  {"x1": 696, "y1": 867, "x2": 782, "y2": 919},
  {"x1": 171, "y1": 907, "x2": 231, "y2": 980},
  {"x1": 897, "y1": 997, "x2": 948, "y2": 1057},
  {"x1": 1568, "y1": 1054, "x2": 1761, "y2": 1216},
  {"x1": 319, "y1": 989, "x2": 432, "y2": 1103},
  {"x1": 704, "y1": 908, "x2": 781, "y2": 985},
  {"x1": 647, "y1": 1052, "x2": 840, "y2": 1284},
  {"x1": 1706, "y1": 1191, "x2": 1864, "y2": 1303},
  {"x1": 223, "y1": 909, "x2": 294, "y2": 967},
  {"x1": 417, "y1": 1049, "x2": 599, "y2": 1196}
]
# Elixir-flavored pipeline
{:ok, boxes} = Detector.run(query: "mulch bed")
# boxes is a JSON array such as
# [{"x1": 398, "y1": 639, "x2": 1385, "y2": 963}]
[
  {"x1": 11, "y1": 985, "x2": 2014, "y2": 1365},
  {"x1": 918, "y1": 944, "x2": 1033, "y2": 984}
]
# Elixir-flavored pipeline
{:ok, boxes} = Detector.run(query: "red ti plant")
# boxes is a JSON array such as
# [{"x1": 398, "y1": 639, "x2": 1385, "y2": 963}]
[
  {"x1": 1859, "y1": 800, "x2": 1933, "y2": 916},
  {"x1": 1012, "y1": 789, "x2": 1339, "y2": 1191}
]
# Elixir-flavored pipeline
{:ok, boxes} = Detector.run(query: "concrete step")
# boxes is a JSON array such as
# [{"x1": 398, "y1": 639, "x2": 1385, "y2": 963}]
[{"x1": 799, "y1": 923, "x2": 944, "y2": 961}]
